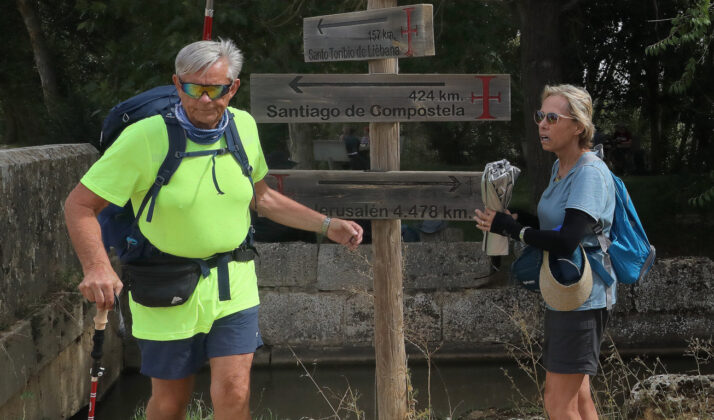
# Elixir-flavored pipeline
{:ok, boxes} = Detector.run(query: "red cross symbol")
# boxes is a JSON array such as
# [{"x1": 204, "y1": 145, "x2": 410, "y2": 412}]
[
  {"x1": 269, "y1": 173, "x2": 290, "y2": 194},
  {"x1": 470, "y1": 76, "x2": 502, "y2": 120},
  {"x1": 400, "y1": 7, "x2": 418, "y2": 57}
]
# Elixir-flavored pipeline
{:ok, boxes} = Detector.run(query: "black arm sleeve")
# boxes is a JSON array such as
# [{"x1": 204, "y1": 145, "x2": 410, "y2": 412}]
[
  {"x1": 522, "y1": 209, "x2": 596, "y2": 257},
  {"x1": 489, "y1": 208, "x2": 596, "y2": 257}
]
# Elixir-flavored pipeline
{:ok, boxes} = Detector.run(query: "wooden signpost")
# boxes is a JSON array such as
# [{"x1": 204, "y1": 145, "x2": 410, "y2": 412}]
[
  {"x1": 250, "y1": 73, "x2": 510, "y2": 123},
  {"x1": 250, "y1": 2, "x2": 510, "y2": 418},
  {"x1": 263, "y1": 170, "x2": 483, "y2": 221},
  {"x1": 303, "y1": 4, "x2": 435, "y2": 62}
]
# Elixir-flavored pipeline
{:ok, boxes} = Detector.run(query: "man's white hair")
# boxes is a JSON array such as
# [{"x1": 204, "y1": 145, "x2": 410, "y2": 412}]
[{"x1": 175, "y1": 38, "x2": 243, "y2": 80}]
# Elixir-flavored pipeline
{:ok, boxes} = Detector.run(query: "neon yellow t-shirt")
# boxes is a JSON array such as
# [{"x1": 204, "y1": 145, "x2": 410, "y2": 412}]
[{"x1": 81, "y1": 107, "x2": 268, "y2": 340}]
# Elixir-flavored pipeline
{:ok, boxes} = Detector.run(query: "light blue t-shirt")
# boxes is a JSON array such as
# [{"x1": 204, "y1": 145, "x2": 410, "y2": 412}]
[{"x1": 537, "y1": 152, "x2": 617, "y2": 310}]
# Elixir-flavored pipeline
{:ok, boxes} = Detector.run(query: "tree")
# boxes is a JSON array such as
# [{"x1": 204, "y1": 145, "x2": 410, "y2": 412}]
[{"x1": 16, "y1": 0, "x2": 61, "y2": 119}]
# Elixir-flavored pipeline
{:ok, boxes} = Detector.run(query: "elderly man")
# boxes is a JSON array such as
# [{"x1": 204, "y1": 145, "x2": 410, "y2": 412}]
[{"x1": 64, "y1": 38, "x2": 362, "y2": 420}]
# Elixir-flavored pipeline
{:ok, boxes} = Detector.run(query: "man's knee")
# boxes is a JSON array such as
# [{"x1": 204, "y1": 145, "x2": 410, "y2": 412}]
[
  {"x1": 148, "y1": 377, "x2": 193, "y2": 419},
  {"x1": 147, "y1": 393, "x2": 190, "y2": 419},
  {"x1": 211, "y1": 375, "x2": 250, "y2": 407}
]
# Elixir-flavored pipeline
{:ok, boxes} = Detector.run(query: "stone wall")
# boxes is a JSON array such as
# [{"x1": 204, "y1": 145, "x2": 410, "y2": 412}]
[
  {"x1": 0, "y1": 144, "x2": 96, "y2": 328},
  {"x1": 250, "y1": 244, "x2": 713, "y2": 365},
  {"x1": 1, "y1": 144, "x2": 712, "y2": 417},
  {"x1": 0, "y1": 145, "x2": 124, "y2": 419}
]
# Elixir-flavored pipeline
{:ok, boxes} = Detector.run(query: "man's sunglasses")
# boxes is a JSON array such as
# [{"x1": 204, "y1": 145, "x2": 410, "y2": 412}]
[
  {"x1": 534, "y1": 110, "x2": 575, "y2": 125},
  {"x1": 179, "y1": 79, "x2": 233, "y2": 100}
]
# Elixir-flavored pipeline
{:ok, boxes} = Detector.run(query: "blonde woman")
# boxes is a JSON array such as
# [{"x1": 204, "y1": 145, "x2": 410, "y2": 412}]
[{"x1": 475, "y1": 84, "x2": 616, "y2": 419}]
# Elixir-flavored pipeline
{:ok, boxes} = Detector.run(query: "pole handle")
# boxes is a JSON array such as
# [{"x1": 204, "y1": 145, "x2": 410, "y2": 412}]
[{"x1": 94, "y1": 308, "x2": 109, "y2": 331}]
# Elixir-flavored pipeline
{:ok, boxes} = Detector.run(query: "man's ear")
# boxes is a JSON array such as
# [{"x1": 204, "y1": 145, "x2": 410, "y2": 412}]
[{"x1": 225, "y1": 78, "x2": 240, "y2": 101}]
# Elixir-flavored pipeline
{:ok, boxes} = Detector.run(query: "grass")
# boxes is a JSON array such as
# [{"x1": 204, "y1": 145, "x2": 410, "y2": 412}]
[{"x1": 497, "y1": 303, "x2": 714, "y2": 420}]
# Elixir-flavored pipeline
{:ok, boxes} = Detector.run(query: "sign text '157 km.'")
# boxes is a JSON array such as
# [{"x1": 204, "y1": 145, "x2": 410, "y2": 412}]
[{"x1": 250, "y1": 74, "x2": 511, "y2": 123}]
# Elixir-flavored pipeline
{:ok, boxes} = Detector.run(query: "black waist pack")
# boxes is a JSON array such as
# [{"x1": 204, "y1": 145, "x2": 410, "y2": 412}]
[{"x1": 122, "y1": 256, "x2": 200, "y2": 308}]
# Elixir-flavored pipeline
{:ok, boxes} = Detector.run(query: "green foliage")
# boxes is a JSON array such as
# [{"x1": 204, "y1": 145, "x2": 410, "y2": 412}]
[
  {"x1": 646, "y1": 0, "x2": 713, "y2": 93},
  {"x1": 688, "y1": 172, "x2": 714, "y2": 207},
  {"x1": 3, "y1": 0, "x2": 714, "y2": 177}
]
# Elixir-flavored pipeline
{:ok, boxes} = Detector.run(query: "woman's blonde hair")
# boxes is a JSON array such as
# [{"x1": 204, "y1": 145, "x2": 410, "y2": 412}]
[{"x1": 541, "y1": 84, "x2": 594, "y2": 148}]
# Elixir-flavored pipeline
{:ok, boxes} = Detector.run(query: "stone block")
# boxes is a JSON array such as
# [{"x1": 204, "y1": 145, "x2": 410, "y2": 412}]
[
  {"x1": 0, "y1": 294, "x2": 122, "y2": 413},
  {"x1": 0, "y1": 144, "x2": 97, "y2": 328},
  {"x1": 316, "y1": 244, "x2": 373, "y2": 291},
  {"x1": 0, "y1": 305, "x2": 122, "y2": 419},
  {"x1": 632, "y1": 258, "x2": 714, "y2": 313},
  {"x1": 342, "y1": 292, "x2": 374, "y2": 344},
  {"x1": 608, "y1": 312, "x2": 714, "y2": 348},
  {"x1": 404, "y1": 292, "x2": 442, "y2": 344},
  {"x1": 258, "y1": 291, "x2": 344, "y2": 345},
  {"x1": 255, "y1": 242, "x2": 319, "y2": 288},
  {"x1": 403, "y1": 242, "x2": 492, "y2": 290},
  {"x1": 442, "y1": 288, "x2": 543, "y2": 346}
]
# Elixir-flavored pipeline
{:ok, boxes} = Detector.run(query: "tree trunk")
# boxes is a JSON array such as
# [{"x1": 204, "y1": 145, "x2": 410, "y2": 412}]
[
  {"x1": 644, "y1": 55, "x2": 663, "y2": 174},
  {"x1": 0, "y1": 100, "x2": 19, "y2": 145},
  {"x1": 16, "y1": 0, "x2": 61, "y2": 119},
  {"x1": 645, "y1": 0, "x2": 665, "y2": 174},
  {"x1": 287, "y1": 123, "x2": 315, "y2": 169},
  {"x1": 517, "y1": 0, "x2": 564, "y2": 201}
]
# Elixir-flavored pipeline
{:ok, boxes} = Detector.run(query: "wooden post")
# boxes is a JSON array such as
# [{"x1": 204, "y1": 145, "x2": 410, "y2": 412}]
[{"x1": 368, "y1": 1, "x2": 407, "y2": 419}]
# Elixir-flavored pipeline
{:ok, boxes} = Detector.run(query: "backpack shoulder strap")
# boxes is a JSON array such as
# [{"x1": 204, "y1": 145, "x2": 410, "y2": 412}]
[
  {"x1": 225, "y1": 111, "x2": 253, "y2": 178},
  {"x1": 133, "y1": 110, "x2": 186, "y2": 224},
  {"x1": 577, "y1": 148, "x2": 617, "y2": 288},
  {"x1": 224, "y1": 111, "x2": 257, "y2": 247}
]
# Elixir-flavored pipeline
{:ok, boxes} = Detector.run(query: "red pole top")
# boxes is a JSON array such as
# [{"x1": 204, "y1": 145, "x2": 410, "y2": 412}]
[{"x1": 202, "y1": 0, "x2": 214, "y2": 40}]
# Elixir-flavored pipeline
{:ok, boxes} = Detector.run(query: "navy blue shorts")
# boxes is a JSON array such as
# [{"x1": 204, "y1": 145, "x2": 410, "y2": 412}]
[{"x1": 137, "y1": 305, "x2": 263, "y2": 380}]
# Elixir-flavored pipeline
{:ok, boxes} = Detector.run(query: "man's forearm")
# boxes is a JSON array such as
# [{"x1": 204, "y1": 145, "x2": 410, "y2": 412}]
[
  {"x1": 64, "y1": 188, "x2": 112, "y2": 274},
  {"x1": 255, "y1": 187, "x2": 326, "y2": 233}
]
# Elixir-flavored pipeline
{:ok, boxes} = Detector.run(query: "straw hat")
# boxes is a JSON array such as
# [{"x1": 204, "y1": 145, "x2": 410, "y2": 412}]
[{"x1": 539, "y1": 246, "x2": 593, "y2": 311}]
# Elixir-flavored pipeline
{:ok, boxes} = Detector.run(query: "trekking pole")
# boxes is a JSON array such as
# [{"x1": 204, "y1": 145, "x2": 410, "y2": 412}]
[
  {"x1": 202, "y1": 0, "x2": 214, "y2": 40},
  {"x1": 87, "y1": 308, "x2": 108, "y2": 420}
]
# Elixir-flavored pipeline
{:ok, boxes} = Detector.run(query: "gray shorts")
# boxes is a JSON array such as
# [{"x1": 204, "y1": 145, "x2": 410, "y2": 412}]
[{"x1": 543, "y1": 308, "x2": 609, "y2": 376}]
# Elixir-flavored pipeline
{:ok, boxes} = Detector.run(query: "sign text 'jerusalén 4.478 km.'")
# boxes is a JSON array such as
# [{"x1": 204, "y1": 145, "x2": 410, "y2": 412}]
[{"x1": 262, "y1": 170, "x2": 483, "y2": 221}]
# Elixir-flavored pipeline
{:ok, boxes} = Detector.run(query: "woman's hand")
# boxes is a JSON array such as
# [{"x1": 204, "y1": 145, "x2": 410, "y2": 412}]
[
  {"x1": 474, "y1": 208, "x2": 496, "y2": 232},
  {"x1": 474, "y1": 209, "x2": 519, "y2": 234}
]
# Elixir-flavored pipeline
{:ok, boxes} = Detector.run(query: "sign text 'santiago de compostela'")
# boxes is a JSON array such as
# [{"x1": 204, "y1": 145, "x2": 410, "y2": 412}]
[{"x1": 250, "y1": 74, "x2": 510, "y2": 123}]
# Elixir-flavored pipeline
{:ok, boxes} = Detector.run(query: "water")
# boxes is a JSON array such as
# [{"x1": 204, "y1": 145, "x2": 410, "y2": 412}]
[
  {"x1": 69, "y1": 354, "x2": 712, "y2": 419},
  {"x1": 70, "y1": 360, "x2": 540, "y2": 419}
]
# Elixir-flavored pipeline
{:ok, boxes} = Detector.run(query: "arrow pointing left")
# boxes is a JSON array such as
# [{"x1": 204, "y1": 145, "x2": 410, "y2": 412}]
[{"x1": 317, "y1": 16, "x2": 388, "y2": 35}]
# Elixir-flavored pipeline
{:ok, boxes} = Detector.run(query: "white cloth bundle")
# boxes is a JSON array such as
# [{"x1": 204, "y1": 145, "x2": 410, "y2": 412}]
[{"x1": 481, "y1": 159, "x2": 521, "y2": 255}]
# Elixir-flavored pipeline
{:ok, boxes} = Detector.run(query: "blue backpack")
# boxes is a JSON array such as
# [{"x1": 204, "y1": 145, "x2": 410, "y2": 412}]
[
  {"x1": 581, "y1": 152, "x2": 656, "y2": 286},
  {"x1": 97, "y1": 85, "x2": 255, "y2": 263}
]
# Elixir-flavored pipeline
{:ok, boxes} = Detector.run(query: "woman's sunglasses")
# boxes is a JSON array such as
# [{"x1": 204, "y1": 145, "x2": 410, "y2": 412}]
[
  {"x1": 179, "y1": 80, "x2": 233, "y2": 100},
  {"x1": 534, "y1": 110, "x2": 575, "y2": 125}
]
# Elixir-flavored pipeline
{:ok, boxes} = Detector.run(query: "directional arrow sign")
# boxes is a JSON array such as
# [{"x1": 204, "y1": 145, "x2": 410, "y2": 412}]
[
  {"x1": 250, "y1": 74, "x2": 510, "y2": 123},
  {"x1": 262, "y1": 170, "x2": 483, "y2": 221},
  {"x1": 304, "y1": 4, "x2": 434, "y2": 62}
]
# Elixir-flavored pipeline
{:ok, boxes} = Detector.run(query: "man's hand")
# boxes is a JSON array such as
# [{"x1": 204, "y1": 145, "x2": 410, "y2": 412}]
[
  {"x1": 327, "y1": 219, "x2": 363, "y2": 251},
  {"x1": 78, "y1": 264, "x2": 123, "y2": 310}
]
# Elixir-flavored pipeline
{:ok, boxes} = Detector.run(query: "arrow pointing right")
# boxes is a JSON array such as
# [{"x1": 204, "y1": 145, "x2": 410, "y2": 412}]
[{"x1": 319, "y1": 176, "x2": 463, "y2": 192}]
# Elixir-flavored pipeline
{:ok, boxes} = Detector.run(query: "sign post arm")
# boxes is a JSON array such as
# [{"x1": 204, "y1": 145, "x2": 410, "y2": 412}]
[{"x1": 368, "y1": 1, "x2": 408, "y2": 419}]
